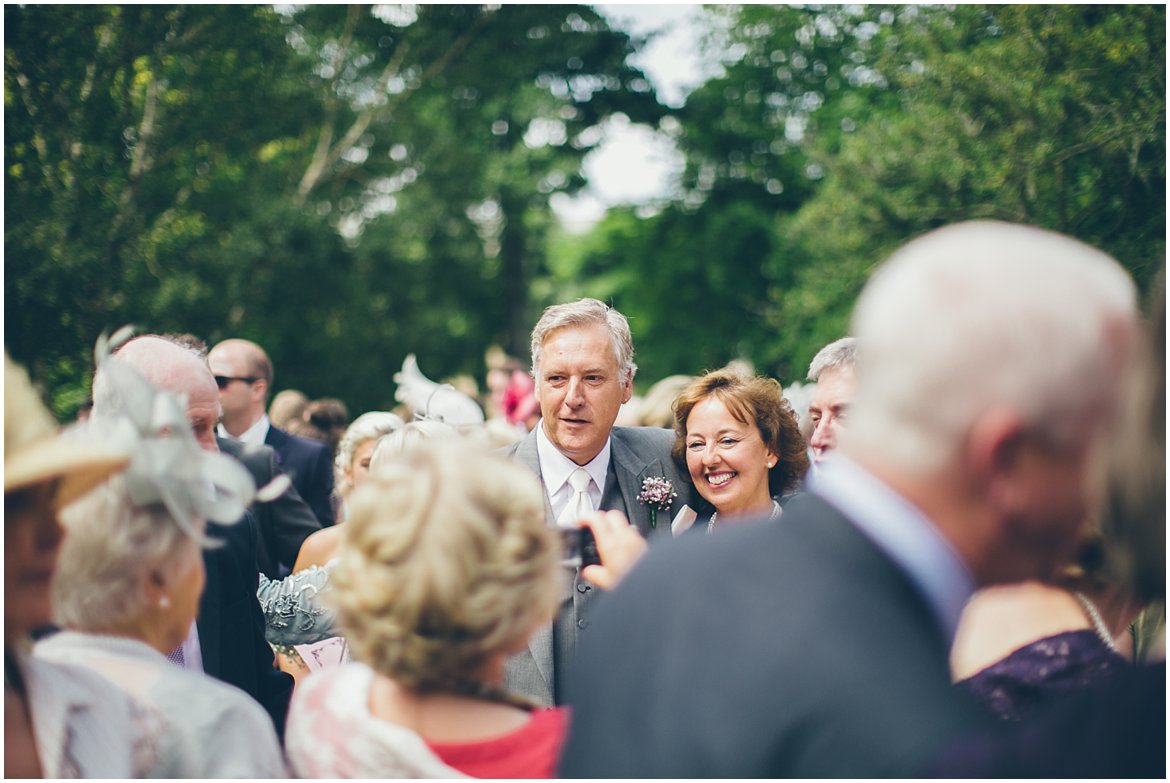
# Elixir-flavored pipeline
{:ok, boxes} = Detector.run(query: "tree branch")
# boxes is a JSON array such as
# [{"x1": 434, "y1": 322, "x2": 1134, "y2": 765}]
[{"x1": 294, "y1": 6, "x2": 497, "y2": 203}]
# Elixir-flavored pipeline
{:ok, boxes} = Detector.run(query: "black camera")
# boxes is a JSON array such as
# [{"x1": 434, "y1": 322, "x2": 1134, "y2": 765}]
[{"x1": 559, "y1": 525, "x2": 601, "y2": 568}]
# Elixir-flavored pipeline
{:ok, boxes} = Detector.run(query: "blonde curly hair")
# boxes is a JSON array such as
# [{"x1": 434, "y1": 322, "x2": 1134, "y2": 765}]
[{"x1": 333, "y1": 440, "x2": 561, "y2": 695}]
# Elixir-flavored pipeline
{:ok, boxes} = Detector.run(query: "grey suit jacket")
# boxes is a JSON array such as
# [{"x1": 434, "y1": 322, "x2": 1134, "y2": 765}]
[
  {"x1": 502, "y1": 425, "x2": 695, "y2": 706},
  {"x1": 558, "y1": 492, "x2": 993, "y2": 777}
]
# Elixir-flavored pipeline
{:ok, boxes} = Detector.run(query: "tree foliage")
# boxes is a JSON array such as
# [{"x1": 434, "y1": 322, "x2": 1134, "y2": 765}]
[
  {"x1": 6, "y1": 5, "x2": 1164, "y2": 415},
  {"x1": 6, "y1": 4, "x2": 661, "y2": 416},
  {"x1": 560, "y1": 4, "x2": 1165, "y2": 386}
]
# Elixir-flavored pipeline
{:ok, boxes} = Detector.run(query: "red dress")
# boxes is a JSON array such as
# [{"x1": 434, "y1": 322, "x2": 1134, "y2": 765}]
[{"x1": 428, "y1": 707, "x2": 568, "y2": 778}]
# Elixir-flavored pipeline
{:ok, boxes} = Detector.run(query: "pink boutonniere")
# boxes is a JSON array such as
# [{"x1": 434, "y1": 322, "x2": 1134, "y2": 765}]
[{"x1": 639, "y1": 476, "x2": 676, "y2": 529}]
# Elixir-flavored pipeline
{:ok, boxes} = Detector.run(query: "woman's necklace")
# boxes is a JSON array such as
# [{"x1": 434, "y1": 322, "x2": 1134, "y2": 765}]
[
  {"x1": 1072, "y1": 591, "x2": 1117, "y2": 651},
  {"x1": 707, "y1": 499, "x2": 781, "y2": 534}
]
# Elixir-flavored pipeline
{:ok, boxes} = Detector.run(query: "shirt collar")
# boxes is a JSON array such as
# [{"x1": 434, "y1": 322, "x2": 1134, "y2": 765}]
[
  {"x1": 535, "y1": 419, "x2": 611, "y2": 500},
  {"x1": 218, "y1": 413, "x2": 270, "y2": 446},
  {"x1": 807, "y1": 453, "x2": 975, "y2": 644}
]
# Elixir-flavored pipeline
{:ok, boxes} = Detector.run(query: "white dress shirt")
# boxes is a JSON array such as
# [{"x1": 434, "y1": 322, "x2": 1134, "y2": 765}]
[
  {"x1": 218, "y1": 413, "x2": 270, "y2": 446},
  {"x1": 535, "y1": 421, "x2": 609, "y2": 523}
]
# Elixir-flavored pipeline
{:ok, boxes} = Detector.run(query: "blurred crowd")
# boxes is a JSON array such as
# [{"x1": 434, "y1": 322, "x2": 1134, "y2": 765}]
[{"x1": 5, "y1": 221, "x2": 1164, "y2": 778}]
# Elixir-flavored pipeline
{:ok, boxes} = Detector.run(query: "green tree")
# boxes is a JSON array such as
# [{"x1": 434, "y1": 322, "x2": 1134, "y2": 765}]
[
  {"x1": 6, "y1": 4, "x2": 662, "y2": 417},
  {"x1": 773, "y1": 4, "x2": 1166, "y2": 367}
]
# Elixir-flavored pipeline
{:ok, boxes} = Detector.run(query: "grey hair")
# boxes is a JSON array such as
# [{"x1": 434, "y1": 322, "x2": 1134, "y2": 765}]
[
  {"x1": 807, "y1": 337, "x2": 857, "y2": 382},
  {"x1": 53, "y1": 474, "x2": 203, "y2": 631},
  {"x1": 845, "y1": 221, "x2": 1138, "y2": 472},
  {"x1": 530, "y1": 298, "x2": 637, "y2": 385},
  {"x1": 334, "y1": 411, "x2": 406, "y2": 496}
]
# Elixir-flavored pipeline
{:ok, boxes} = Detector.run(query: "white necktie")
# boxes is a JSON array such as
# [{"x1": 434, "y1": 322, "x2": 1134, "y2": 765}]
[{"x1": 558, "y1": 467, "x2": 594, "y2": 525}]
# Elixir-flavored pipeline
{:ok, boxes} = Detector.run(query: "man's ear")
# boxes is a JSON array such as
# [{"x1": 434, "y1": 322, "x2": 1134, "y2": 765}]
[
  {"x1": 253, "y1": 378, "x2": 269, "y2": 404},
  {"x1": 621, "y1": 373, "x2": 634, "y2": 404},
  {"x1": 965, "y1": 407, "x2": 1029, "y2": 513}
]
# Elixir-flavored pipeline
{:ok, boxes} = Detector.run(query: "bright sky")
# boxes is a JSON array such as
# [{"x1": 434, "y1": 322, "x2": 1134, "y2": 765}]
[{"x1": 552, "y1": 4, "x2": 720, "y2": 232}]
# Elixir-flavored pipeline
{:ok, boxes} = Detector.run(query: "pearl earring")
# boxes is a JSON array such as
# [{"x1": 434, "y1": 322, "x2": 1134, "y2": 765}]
[{"x1": 159, "y1": 595, "x2": 171, "y2": 609}]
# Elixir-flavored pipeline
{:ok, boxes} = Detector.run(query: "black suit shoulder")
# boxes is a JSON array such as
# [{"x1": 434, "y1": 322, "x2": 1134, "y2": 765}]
[
  {"x1": 198, "y1": 510, "x2": 293, "y2": 737},
  {"x1": 264, "y1": 426, "x2": 335, "y2": 528},
  {"x1": 217, "y1": 436, "x2": 322, "y2": 578}
]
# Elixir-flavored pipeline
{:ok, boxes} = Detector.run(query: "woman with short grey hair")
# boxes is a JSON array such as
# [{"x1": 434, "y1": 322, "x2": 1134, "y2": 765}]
[{"x1": 34, "y1": 351, "x2": 286, "y2": 778}]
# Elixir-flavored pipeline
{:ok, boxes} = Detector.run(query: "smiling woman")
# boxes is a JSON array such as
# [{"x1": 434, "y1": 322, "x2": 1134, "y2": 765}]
[{"x1": 672, "y1": 367, "x2": 809, "y2": 530}]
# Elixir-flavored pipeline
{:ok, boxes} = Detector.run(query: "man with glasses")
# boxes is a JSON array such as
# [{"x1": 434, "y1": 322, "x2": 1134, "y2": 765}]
[{"x1": 209, "y1": 339, "x2": 335, "y2": 533}]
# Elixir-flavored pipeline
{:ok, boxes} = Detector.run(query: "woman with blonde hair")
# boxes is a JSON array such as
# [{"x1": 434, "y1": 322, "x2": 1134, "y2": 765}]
[
  {"x1": 292, "y1": 410, "x2": 405, "y2": 572},
  {"x1": 285, "y1": 441, "x2": 565, "y2": 777}
]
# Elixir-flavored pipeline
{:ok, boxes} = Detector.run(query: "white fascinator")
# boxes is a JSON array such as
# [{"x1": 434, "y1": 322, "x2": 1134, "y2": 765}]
[{"x1": 393, "y1": 353, "x2": 485, "y2": 427}]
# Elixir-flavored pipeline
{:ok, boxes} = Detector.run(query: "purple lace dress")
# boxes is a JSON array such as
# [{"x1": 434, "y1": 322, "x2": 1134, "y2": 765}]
[{"x1": 959, "y1": 629, "x2": 1127, "y2": 721}]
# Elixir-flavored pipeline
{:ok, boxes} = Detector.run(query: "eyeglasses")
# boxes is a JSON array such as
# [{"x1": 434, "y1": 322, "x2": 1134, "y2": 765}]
[{"x1": 214, "y1": 375, "x2": 259, "y2": 389}]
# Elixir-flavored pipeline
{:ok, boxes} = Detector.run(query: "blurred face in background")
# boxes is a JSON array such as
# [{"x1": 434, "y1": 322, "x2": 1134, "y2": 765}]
[
  {"x1": 345, "y1": 438, "x2": 381, "y2": 492},
  {"x1": 4, "y1": 481, "x2": 62, "y2": 644},
  {"x1": 536, "y1": 324, "x2": 632, "y2": 465},
  {"x1": 808, "y1": 365, "x2": 855, "y2": 462}
]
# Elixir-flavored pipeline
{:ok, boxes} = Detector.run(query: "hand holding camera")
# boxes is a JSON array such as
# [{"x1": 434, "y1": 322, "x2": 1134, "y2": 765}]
[{"x1": 559, "y1": 509, "x2": 648, "y2": 591}]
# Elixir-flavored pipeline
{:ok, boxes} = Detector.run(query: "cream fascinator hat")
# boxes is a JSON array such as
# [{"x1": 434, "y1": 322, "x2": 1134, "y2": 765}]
[{"x1": 5, "y1": 351, "x2": 130, "y2": 510}]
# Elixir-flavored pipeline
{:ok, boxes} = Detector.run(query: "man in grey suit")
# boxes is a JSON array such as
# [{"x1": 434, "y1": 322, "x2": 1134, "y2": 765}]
[
  {"x1": 559, "y1": 222, "x2": 1142, "y2": 776},
  {"x1": 503, "y1": 298, "x2": 694, "y2": 706}
]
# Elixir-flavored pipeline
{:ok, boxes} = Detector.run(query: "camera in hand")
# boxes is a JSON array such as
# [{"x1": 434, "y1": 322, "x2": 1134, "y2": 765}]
[{"x1": 559, "y1": 525, "x2": 601, "y2": 568}]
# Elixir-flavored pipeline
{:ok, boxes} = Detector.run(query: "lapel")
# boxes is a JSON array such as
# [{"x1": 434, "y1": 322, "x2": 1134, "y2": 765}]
[
  {"x1": 263, "y1": 427, "x2": 285, "y2": 466},
  {"x1": 608, "y1": 428, "x2": 673, "y2": 539},
  {"x1": 513, "y1": 427, "x2": 555, "y2": 523},
  {"x1": 512, "y1": 428, "x2": 555, "y2": 695},
  {"x1": 196, "y1": 537, "x2": 222, "y2": 677}
]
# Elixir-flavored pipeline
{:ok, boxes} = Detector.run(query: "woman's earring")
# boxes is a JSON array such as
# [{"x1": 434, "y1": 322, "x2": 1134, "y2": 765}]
[{"x1": 159, "y1": 595, "x2": 171, "y2": 609}]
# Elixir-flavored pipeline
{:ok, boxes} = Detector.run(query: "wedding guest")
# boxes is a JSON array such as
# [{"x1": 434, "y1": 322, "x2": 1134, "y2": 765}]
[
  {"x1": 637, "y1": 374, "x2": 694, "y2": 429},
  {"x1": 281, "y1": 417, "x2": 451, "y2": 684},
  {"x1": 285, "y1": 442, "x2": 566, "y2": 777},
  {"x1": 299, "y1": 397, "x2": 350, "y2": 457},
  {"x1": 559, "y1": 221, "x2": 1140, "y2": 777},
  {"x1": 36, "y1": 353, "x2": 286, "y2": 777},
  {"x1": 672, "y1": 367, "x2": 808, "y2": 532},
  {"x1": 269, "y1": 388, "x2": 309, "y2": 430},
  {"x1": 806, "y1": 335, "x2": 856, "y2": 463},
  {"x1": 209, "y1": 338, "x2": 335, "y2": 527},
  {"x1": 502, "y1": 298, "x2": 694, "y2": 707},
  {"x1": 950, "y1": 527, "x2": 1135, "y2": 722},
  {"x1": 4, "y1": 351, "x2": 142, "y2": 778},
  {"x1": 99, "y1": 334, "x2": 294, "y2": 734},
  {"x1": 572, "y1": 369, "x2": 808, "y2": 588},
  {"x1": 293, "y1": 411, "x2": 405, "y2": 571}
]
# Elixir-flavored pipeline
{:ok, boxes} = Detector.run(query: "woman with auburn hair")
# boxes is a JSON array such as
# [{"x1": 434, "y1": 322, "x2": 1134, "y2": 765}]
[
  {"x1": 672, "y1": 367, "x2": 809, "y2": 532},
  {"x1": 285, "y1": 440, "x2": 566, "y2": 778},
  {"x1": 573, "y1": 367, "x2": 811, "y2": 592}
]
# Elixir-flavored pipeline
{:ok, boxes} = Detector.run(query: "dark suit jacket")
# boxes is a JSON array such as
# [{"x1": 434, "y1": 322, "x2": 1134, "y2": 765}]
[
  {"x1": 218, "y1": 437, "x2": 322, "y2": 578},
  {"x1": 502, "y1": 425, "x2": 695, "y2": 707},
  {"x1": 264, "y1": 425, "x2": 335, "y2": 528},
  {"x1": 199, "y1": 510, "x2": 294, "y2": 739},
  {"x1": 558, "y1": 492, "x2": 992, "y2": 778}
]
